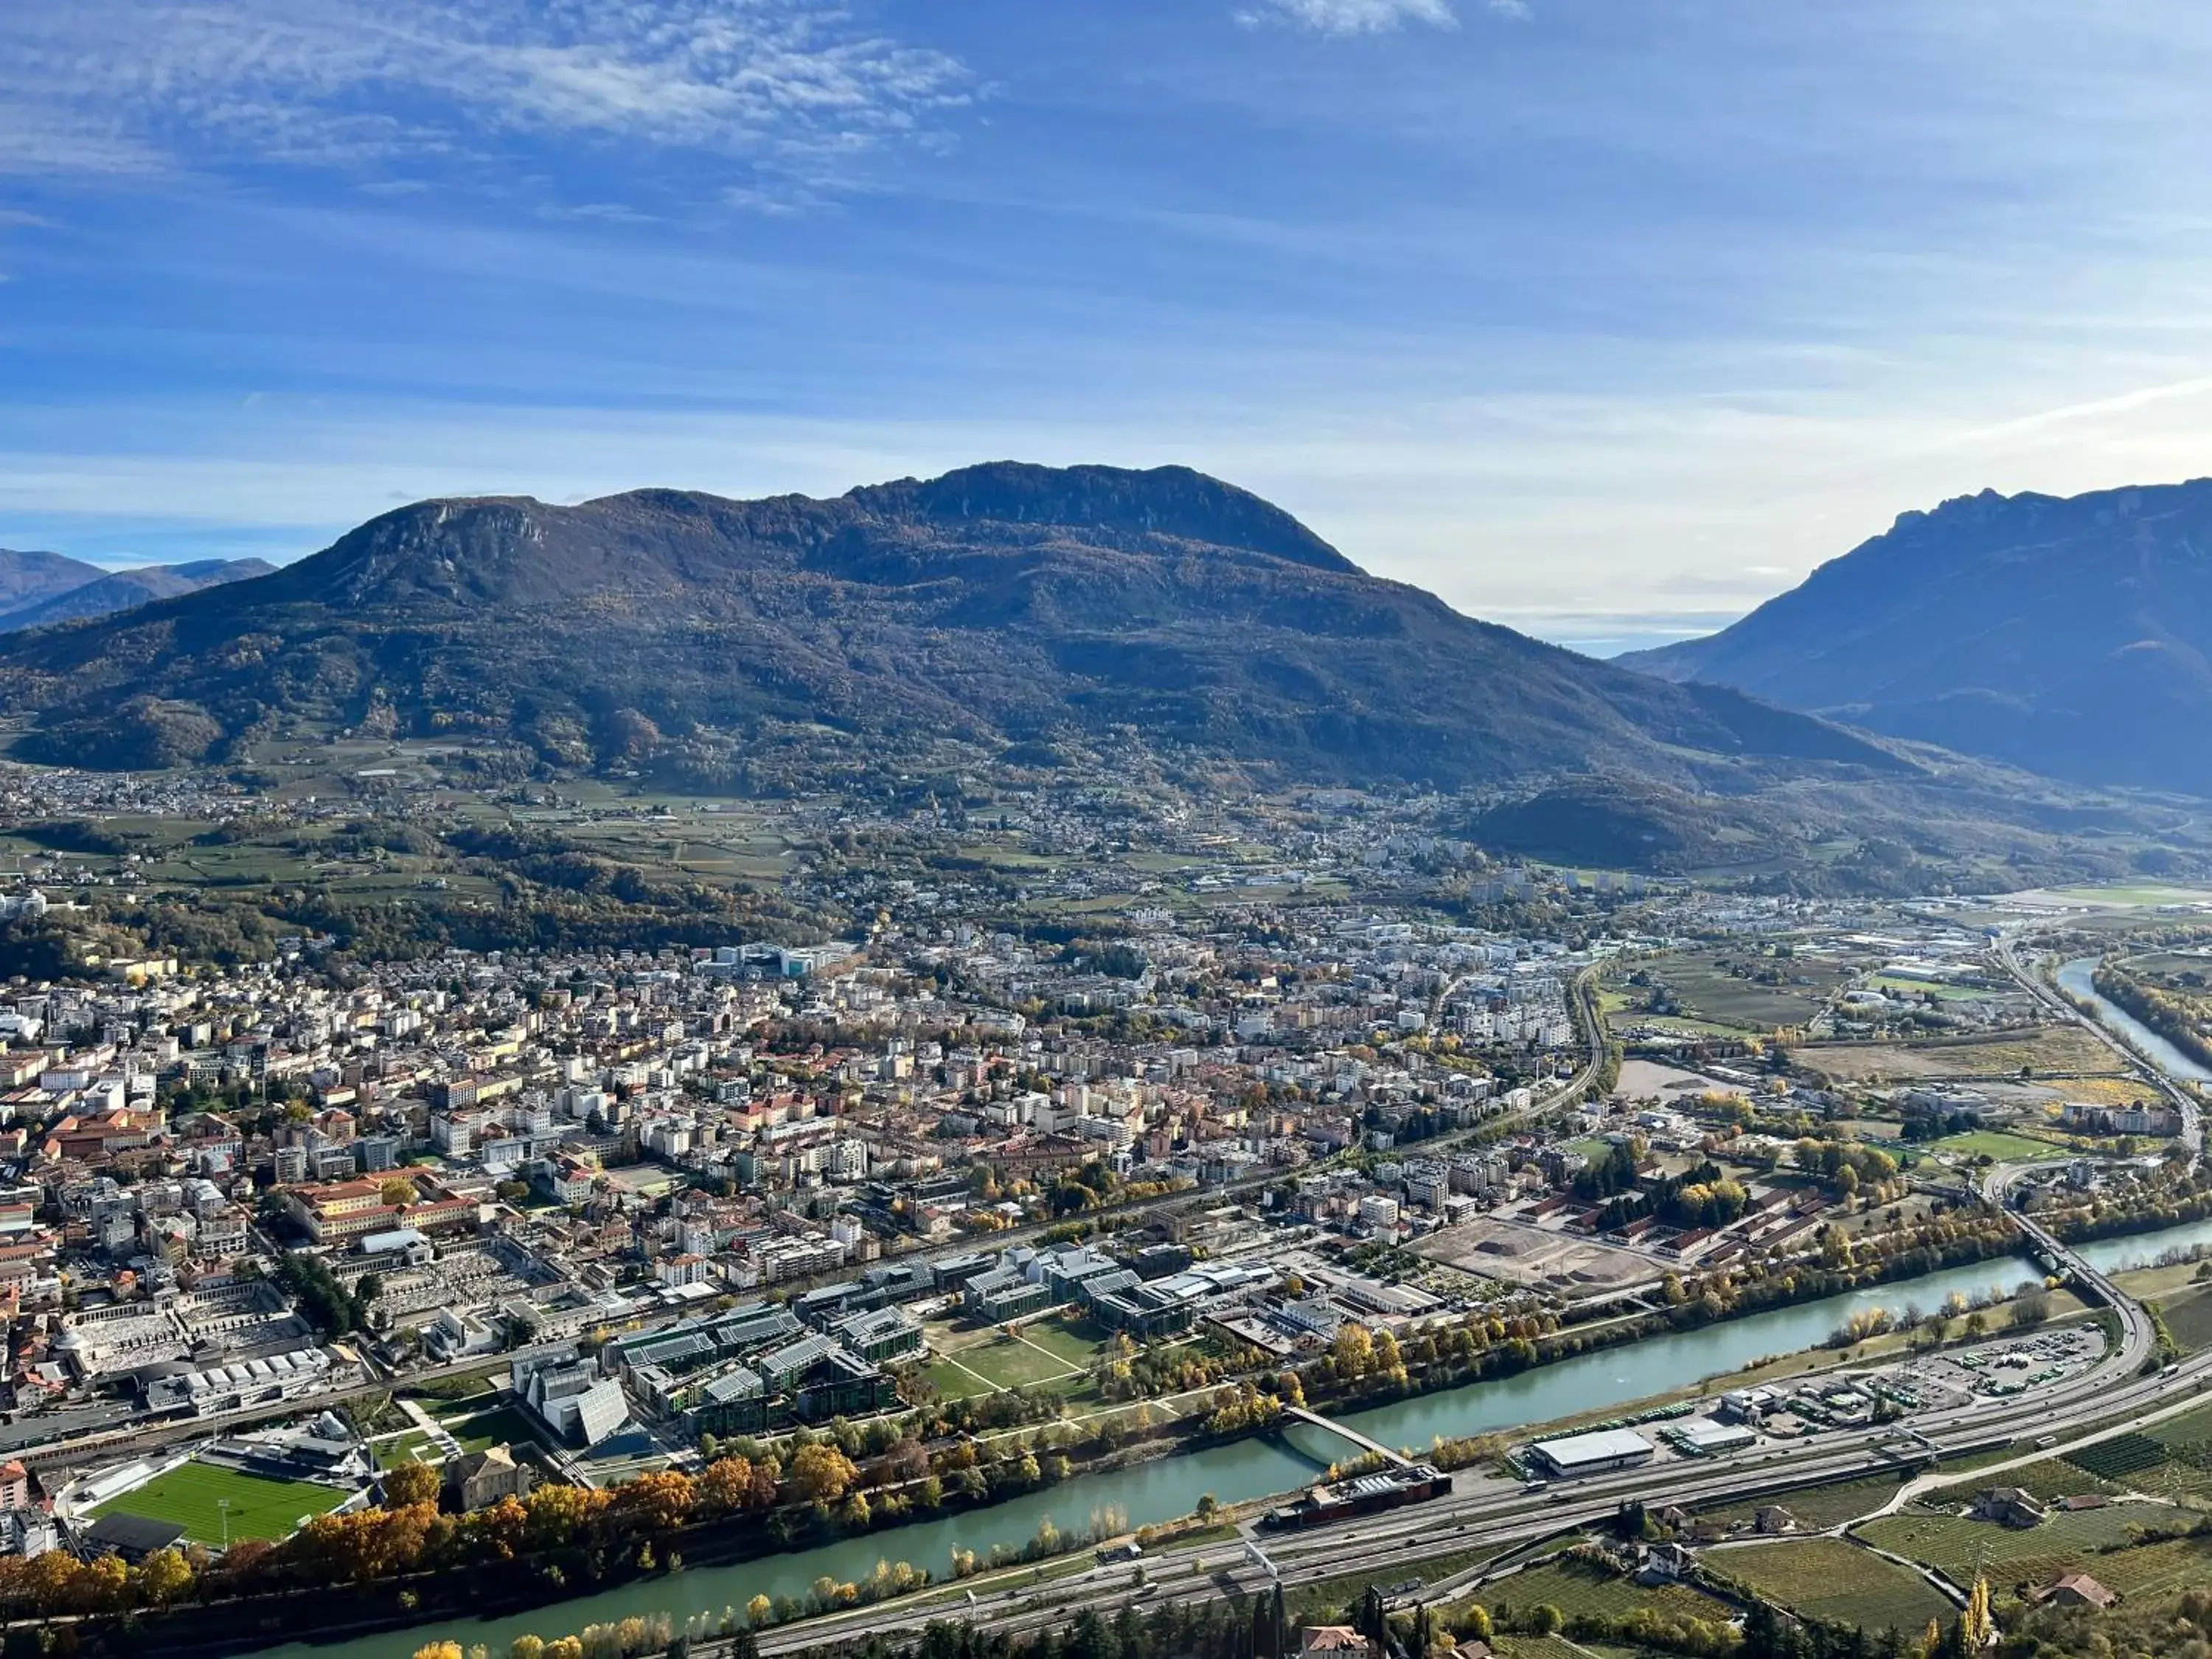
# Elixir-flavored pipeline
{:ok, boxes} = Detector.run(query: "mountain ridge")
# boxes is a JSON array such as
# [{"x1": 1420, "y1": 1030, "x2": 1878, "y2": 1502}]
[
  {"x1": 0, "y1": 462, "x2": 1907, "y2": 801},
  {"x1": 0, "y1": 557, "x2": 276, "y2": 633},
  {"x1": 1620, "y1": 475, "x2": 2212, "y2": 791},
  {"x1": 0, "y1": 549, "x2": 108, "y2": 616}
]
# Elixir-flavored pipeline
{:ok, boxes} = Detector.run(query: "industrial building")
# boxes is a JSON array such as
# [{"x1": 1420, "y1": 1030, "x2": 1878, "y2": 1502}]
[{"x1": 1526, "y1": 1427, "x2": 1657, "y2": 1478}]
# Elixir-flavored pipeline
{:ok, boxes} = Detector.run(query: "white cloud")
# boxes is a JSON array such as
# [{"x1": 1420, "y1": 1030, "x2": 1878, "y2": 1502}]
[
  {"x1": 0, "y1": 1, "x2": 974, "y2": 201},
  {"x1": 1239, "y1": 0, "x2": 1460, "y2": 37}
]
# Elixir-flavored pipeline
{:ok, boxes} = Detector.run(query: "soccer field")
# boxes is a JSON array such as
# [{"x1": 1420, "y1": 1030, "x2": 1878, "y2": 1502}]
[{"x1": 91, "y1": 1461, "x2": 346, "y2": 1545}]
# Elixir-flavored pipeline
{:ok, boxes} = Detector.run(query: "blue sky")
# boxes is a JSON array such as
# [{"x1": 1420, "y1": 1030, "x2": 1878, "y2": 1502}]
[{"x1": 4, "y1": 1, "x2": 2212, "y2": 653}]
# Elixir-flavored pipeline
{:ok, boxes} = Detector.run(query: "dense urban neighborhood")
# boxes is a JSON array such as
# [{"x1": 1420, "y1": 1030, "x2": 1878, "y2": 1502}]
[{"x1": 0, "y1": 756, "x2": 2202, "y2": 1659}]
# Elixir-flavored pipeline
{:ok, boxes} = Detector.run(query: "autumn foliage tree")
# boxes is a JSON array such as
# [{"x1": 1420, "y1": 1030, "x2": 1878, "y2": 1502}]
[
  {"x1": 788, "y1": 1443, "x2": 859, "y2": 1506},
  {"x1": 384, "y1": 1459, "x2": 442, "y2": 1510}
]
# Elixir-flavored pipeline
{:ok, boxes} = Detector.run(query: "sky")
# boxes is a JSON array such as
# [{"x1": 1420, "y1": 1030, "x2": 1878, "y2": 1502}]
[{"x1": 5, "y1": 2, "x2": 2212, "y2": 655}]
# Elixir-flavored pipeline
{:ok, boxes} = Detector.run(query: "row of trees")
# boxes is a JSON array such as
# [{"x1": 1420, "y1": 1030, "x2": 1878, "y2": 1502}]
[
  {"x1": 2093, "y1": 962, "x2": 2212, "y2": 1073},
  {"x1": 0, "y1": 1542, "x2": 197, "y2": 1617}
]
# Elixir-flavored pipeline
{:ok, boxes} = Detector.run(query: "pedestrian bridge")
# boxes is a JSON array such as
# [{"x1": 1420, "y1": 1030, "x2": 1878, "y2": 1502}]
[{"x1": 1284, "y1": 1405, "x2": 1412, "y2": 1468}]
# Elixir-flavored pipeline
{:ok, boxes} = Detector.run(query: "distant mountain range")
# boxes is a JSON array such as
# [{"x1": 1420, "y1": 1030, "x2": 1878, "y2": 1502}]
[
  {"x1": 1621, "y1": 479, "x2": 2212, "y2": 794},
  {"x1": 0, "y1": 463, "x2": 1898, "y2": 791},
  {"x1": 0, "y1": 462, "x2": 2194, "y2": 886},
  {"x1": 0, "y1": 550, "x2": 274, "y2": 634}
]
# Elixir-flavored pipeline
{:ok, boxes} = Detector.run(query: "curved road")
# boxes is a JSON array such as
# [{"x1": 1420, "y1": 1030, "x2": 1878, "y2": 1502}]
[
  {"x1": 741, "y1": 1192, "x2": 2175, "y2": 1658},
  {"x1": 729, "y1": 943, "x2": 2207, "y2": 1657}
]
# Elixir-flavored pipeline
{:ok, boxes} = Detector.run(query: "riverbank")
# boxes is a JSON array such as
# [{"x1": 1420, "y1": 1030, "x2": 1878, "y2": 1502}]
[
  {"x1": 182, "y1": 1245, "x2": 2058, "y2": 1659},
  {"x1": 2056, "y1": 958, "x2": 2212, "y2": 1085}
]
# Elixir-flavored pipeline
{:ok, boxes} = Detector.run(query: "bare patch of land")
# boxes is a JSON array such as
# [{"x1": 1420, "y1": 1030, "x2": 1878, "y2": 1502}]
[{"x1": 1411, "y1": 1217, "x2": 1655, "y2": 1297}]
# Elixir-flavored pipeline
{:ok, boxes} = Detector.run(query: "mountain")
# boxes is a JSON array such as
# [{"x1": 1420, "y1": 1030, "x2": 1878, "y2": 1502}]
[
  {"x1": 0, "y1": 557, "x2": 276, "y2": 633},
  {"x1": 0, "y1": 463, "x2": 1910, "y2": 810},
  {"x1": 0, "y1": 549, "x2": 105, "y2": 617},
  {"x1": 1620, "y1": 478, "x2": 2212, "y2": 793}
]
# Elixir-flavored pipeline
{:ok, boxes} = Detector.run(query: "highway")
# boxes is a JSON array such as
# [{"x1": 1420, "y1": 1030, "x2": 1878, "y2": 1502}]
[
  {"x1": 734, "y1": 930, "x2": 2212, "y2": 1659},
  {"x1": 733, "y1": 1175, "x2": 2180, "y2": 1658},
  {"x1": 495, "y1": 939, "x2": 2191, "y2": 1655}
]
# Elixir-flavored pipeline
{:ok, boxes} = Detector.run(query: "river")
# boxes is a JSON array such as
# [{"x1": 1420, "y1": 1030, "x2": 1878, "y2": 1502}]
[
  {"x1": 2055, "y1": 958, "x2": 2212, "y2": 1085},
  {"x1": 243, "y1": 1253, "x2": 2045, "y2": 1659},
  {"x1": 2074, "y1": 1217, "x2": 2212, "y2": 1274}
]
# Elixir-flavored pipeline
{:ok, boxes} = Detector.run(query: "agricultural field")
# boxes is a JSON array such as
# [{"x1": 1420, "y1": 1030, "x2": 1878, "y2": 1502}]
[
  {"x1": 2079, "y1": 1535, "x2": 2212, "y2": 1599},
  {"x1": 2159, "y1": 1287, "x2": 2212, "y2": 1354},
  {"x1": 1606, "y1": 950, "x2": 1860, "y2": 1037},
  {"x1": 1716, "y1": 1538, "x2": 1955, "y2": 1631},
  {"x1": 1293, "y1": 1543, "x2": 1505, "y2": 1620},
  {"x1": 1801, "y1": 1026, "x2": 2129, "y2": 1085},
  {"x1": 2064, "y1": 1434, "x2": 2171, "y2": 1484},
  {"x1": 1939, "y1": 1456, "x2": 2117, "y2": 1503},
  {"x1": 1487, "y1": 1639, "x2": 1594, "y2": 1659},
  {"x1": 1858, "y1": 1503, "x2": 2191, "y2": 1604},
  {"x1": 1475, "y1": 1558, "x2": 1731, "y2": 1627},
  {"x1": 90, "y1": 1460, "x2": 345, "y2": 1545},
  {"x1": 1694, "y1": 1472, "x2": 1910, "y2": 1533}
]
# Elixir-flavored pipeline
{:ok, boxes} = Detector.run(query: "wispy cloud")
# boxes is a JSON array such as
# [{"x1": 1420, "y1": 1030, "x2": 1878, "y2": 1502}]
[
  {"x1": 1238, "y1": 0, "x2": 1460, "y2": 37},
  {"x1": 0, "y1": 1, "x2": 974, "y2": 204}
]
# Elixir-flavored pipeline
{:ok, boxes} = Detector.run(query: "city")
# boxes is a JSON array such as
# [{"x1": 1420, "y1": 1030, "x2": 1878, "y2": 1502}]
[
  {"x1": 0, "y1": 772, "x2": 2201, "y2": 1658},
  {"x1": 9, "y1": 6, "x2": 2212, "y2": 1659}
]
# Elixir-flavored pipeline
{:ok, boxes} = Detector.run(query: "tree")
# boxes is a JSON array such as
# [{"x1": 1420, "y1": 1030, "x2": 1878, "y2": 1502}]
[
  {"x1": 136, "y1": 1548, "x2": 195, "y2": 1608},
  {"x1": 510, "y1": 1638, "x2": 546, "y2": 1659},
  {"x1": 382, "y1": 1177, "x2": 420, "y2": 1208},
  {"x1": 524, "y1": 1482, "x2": 601, "y2": 1552},
  {"x1": 745, "y1": 1593, "x2": 773, "y2": 1629},
  {"x1": 413, "y1": 1645, "x2": 464, "y2": 1659},
  {"x1": 1529, "y1": 1605, "x2": 1563, "y2": 1637},
  {"x1": 1331, "y1": 1323, "x2": 1375, "y2": 1377},
  {"x1": 698, "y1": 1456, "x2": 754, "y2": 1515},
  {"x1": 386, "y1": 1460, "x2": 442, "y2": 1510},
  {"x1": 610, "y1": 1469, "x2": 695, "y2": 1534},
  {"x1": 788, "y1": 1442, "x2": 858, "y2": 1506}
]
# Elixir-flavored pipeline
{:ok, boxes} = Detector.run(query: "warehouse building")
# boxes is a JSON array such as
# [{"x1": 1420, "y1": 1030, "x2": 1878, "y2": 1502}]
[{"x1": 1526, "y1": 1427, "x2": 1656, "y2": 1478}]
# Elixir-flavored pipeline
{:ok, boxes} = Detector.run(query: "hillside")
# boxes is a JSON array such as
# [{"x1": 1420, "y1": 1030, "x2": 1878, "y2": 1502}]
[
  {"x1": 0, "y1": 549, "x2": 106, "y2": 618},
  {"x1": 0, "y1": 557, "x2": 276, "y2": 633},
  {"x1": 1621, "y1": 478, "x2": 2212, "y2": 793},
  {"x1": 0, "y1": 463, "x2": 1905, "y2": 800}
]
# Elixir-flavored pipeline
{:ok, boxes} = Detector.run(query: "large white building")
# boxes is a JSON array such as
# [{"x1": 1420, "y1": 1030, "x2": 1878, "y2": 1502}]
[
  {"x1": 144, "y1": 1348, "x2": 335, "y2": 1416},
  {"x1": 511, "y1": 1347, "x2": 627, "y2": 1447}
]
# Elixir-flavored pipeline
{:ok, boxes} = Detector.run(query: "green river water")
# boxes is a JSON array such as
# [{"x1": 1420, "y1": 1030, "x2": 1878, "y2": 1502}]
[{"x1": 246, "y1": 1251, "x2": 2053, "y2": 1658}]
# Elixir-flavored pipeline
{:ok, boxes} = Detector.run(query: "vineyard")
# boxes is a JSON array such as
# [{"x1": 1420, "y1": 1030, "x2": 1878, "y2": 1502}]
[{"x1": 2064, "y1": 1434, "x2": 2171, "y2": 1482}]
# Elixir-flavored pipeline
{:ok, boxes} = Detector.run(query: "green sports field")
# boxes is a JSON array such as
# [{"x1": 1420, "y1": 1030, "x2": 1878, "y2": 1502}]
[{"x1": 90, "y1": 1460, "x2": 346, "y2": 1545}]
